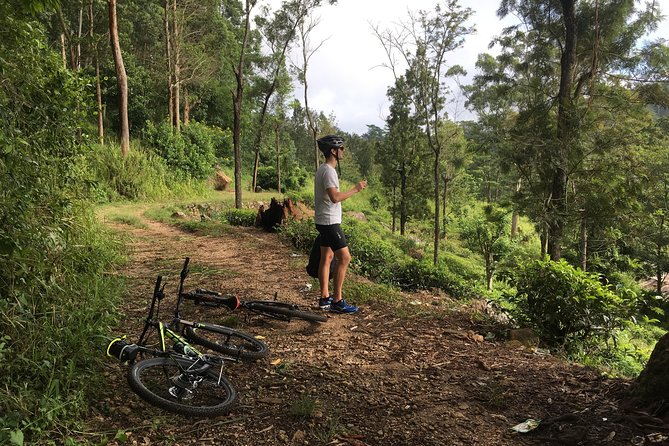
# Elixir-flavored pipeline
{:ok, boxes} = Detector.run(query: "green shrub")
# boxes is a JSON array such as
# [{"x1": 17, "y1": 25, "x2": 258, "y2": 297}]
[
  {"x1": 279, "y1": 217, "x2": 318, "y2": 252},
  {"x1": 86, "y1": 142, "x2": 172, "y2": 201},
  {"x1": 142, "y1": 120, "x2": 219, "y2": 179},
  {"x1": 285, "y1": 190, "x2": 314, "y2": 208},
  {"x1": 509, "y1": 257, "x2": 637, "y2": 349},
  {"x1": 280, "y1": 217, "x2": 476, "y2": 298},
  {"x1": 344, "y1": 219, "x2": 403, "y2": 282},
  {"x1": 257, "y1": 164, "x2": 308, "y2": 192},
  {"x1": 224, "y1": 208, "x2": 257, "y2": 226},
  {"x1": 392, "y1": 259, "x2": 474, "y2": 298},
  {"x1": 0, "y1": 12, "x2": 128, "y2": 442}
]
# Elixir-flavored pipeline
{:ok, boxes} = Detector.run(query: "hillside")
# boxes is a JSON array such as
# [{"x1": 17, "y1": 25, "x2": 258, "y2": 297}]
[{"x1": 83, "y1": 206, "x2": 666, "y2": 446}]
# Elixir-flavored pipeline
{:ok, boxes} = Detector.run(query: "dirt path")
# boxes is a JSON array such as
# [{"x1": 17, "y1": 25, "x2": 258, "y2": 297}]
[{"x1": 86, "y1": 211, "x2": 663, "y2": 446}]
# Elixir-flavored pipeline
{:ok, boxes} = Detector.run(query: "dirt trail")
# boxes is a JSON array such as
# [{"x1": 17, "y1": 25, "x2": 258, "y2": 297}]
[{"x1": 86, "y1": 210, "x2": 661, "y2": 446}]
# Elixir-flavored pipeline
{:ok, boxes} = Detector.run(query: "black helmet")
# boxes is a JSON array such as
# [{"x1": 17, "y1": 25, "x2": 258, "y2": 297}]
[{"x1": 317, "y1": 135, "x2": 344, "y2": 154}]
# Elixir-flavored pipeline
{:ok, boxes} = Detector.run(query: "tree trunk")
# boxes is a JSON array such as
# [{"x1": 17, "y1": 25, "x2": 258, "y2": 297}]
[
  {"x1": 399, "y1": 165, "x2": 407, "y2": 236},
  {"x1": 60, "y1": 33, "x2": 67, "y2": 68},
  {"x1": 627, "y1": 332, "x2": 669, "y2": 410},
  {"x1": 76, "y1": 6, "x2": 83, "y2": 69},
  {"x1": 579, "y1": 217, "x2": 588, "y2": 271},
  {"x1": 57, "y1": 7, "x2": 76, "y2": 70},
  {"x1": 108, "y1": 0, "x2": 130, "y2": 156},
  {"x1": 540, "y1": 225, "x2": 548, "y2": 258},
  {"x1": 95, "y1": 58, "x2": 104, "y2": 144},
  {"x1": 171, "y1": 0, "x2": 181, "y2": 132},
  {"x1": 232, "y1": 0, "x2": 253, "y2": 208},
  {"x1": 89, "y1": 1, "x2": 104, "y2": 144},
  {"x1": 164, "y1": 0, "x2": 174, "y2": 127},
  {"x1": 485, "y1": 255, "x2": 493, "y2": 291},
  {"x1": 433, "y1": 151, "x2": 441, "y2": 265},
  {"x1": 183, "y1": 87, "x2": 190, "y2": 124},
  {"x1": 549, "y1": 0, "x2": 577, "y2": 261},
  {"x1": 252, "y1": 91, "x2": 272, "y2": 192}
]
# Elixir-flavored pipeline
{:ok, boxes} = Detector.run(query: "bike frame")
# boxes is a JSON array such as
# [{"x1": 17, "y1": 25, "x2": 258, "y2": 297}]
[{"x1": 136, "y1": 274, "x2": 204, "y2": 359}]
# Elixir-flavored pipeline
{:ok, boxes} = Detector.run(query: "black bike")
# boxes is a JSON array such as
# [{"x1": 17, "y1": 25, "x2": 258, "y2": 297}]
[{"x1": 178, "y1": 257, "x2": 327, "y2": 324}]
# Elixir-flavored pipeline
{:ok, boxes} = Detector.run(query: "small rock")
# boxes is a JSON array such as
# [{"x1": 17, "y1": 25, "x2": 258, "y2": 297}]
[{"x1": 291, "y1": 430, "x2": 306, "y2": 444}]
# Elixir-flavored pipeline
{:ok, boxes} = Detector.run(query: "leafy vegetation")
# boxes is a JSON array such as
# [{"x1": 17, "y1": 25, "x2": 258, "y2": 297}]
[
  {"x1": 508, "y1": 257, "x2": 637, "y2": 349},
  {"x1": 2, "y1": 0, "x2": 668, "y2": 441},
  {"x1": 224, "y1": 208, "x2": 258, "y2": 226}
]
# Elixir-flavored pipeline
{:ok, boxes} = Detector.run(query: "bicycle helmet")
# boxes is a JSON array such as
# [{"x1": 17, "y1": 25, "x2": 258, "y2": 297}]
[{"x1": 317, "y1": 135, "x2": 345, "y2": 154}]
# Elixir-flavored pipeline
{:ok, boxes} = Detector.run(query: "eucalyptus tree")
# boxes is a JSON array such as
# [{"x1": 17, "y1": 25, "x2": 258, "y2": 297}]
[
  {"x1": 163, "y1": 0, "x2": 226, "y2": 130},
  {"x1": 231, "y1": 0, "x2": 257, "y2": 208},
  {"x1": 374, "y1": 0, "x2": 474, "y2": 264},
  {"x1": 351, "y1": 124, "x2": 384, "y2": 181},
  {"x1": 108, "y1": 0, "x2": 129, "y2": 156},
  {"x1": 294, "y1": 11, "x2": 329, "y2": 172}
]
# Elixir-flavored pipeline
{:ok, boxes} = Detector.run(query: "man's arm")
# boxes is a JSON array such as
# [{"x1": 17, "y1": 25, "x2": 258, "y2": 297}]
[{"x1": 326, "y1": 180, "x2": 367, "y2": 203}]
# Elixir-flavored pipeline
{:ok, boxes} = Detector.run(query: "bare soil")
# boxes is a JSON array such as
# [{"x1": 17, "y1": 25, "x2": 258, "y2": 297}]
[{"x1": 84, "y1": 208, "x2": 669, "y2": 446}]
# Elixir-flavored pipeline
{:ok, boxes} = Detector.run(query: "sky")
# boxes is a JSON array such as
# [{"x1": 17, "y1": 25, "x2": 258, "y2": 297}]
[{"x1": 263, "y1": 0, "x2": 669, "y2": 135}]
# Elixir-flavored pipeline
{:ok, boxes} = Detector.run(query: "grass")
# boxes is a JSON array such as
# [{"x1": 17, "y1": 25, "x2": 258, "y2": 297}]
[
  {"x1": 289, "y1": 395, "x2": 318, "y2": 419},
  {"x1": 105, "y1": 213, "x2": 148, "y2": 229},
  {"x1": 344, "y1": 278, "x2": 403, "y2": 306},
  {"x1": 314, "y1": 412, "x2": 344, "y2": 444},
  {"x1": 98, "y1": 181, "x2": 663, "y2": 381}
]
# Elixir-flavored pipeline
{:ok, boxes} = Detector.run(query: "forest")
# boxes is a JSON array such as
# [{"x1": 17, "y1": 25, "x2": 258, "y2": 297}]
[{"x1": 1, "y1": 0, "x2": 668, "y2": 444}]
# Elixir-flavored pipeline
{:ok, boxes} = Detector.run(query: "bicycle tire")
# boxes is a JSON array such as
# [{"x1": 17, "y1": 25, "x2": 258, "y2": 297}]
[
  {"x1": 127, "y1": 357, "x2": 236, "y2": 417},
  {"x1": 184, "y1": 325, "x2": 269, "y2": 361},
  {"x1": 245, "y1": 301, "x2": 327, "y2": 323}
]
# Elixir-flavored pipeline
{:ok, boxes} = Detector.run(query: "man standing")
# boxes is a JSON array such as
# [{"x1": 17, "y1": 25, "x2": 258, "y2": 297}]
[{"x1": 314, "y1": 135, "x2": 367, "y2": 313}]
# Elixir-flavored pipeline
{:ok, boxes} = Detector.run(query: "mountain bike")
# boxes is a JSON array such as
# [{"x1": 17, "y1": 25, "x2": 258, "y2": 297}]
[
  {"x1": 106, "y1": 274, "x2": 267, "y2": 416},
  {"x1": 178, "y1": 257, "x2": 328, "y2": 324}
]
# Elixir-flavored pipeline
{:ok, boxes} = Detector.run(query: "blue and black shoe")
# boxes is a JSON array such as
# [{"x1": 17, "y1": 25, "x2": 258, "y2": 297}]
[
  {"x1": 318, "y1": 296, "x2": 333, "y2": 310},
  {"x1": 330, "y1": 299, "x2": 359, "y2": 314}
]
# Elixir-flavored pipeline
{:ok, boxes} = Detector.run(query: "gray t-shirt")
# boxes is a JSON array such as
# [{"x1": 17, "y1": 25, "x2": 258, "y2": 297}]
[{"x1": 314, "y1": 163, "x2": 341, "y2": 225}]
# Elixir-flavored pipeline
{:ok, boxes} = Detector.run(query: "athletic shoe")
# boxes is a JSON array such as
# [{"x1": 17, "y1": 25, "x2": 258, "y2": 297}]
[
  {"x1": 318, "y1": 296, "x2": 333, "y2": 310},
  {"x1": 330, "y1": 299, "x2": 359, "y2": 314}
]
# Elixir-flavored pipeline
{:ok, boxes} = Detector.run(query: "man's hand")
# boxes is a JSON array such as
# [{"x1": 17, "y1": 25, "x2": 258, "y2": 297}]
[{"x1": 356, "y1": 180, "x2": 367, "y2": 192}]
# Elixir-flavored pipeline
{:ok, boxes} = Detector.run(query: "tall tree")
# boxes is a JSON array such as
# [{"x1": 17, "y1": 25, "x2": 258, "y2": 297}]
[
  {"x1": 496, "y1": 0, "x2": 663, "y2": 260},
  {"x1": 231, "y1": 0, "x2": 256, "y2": 208},
  {"x1": 108, "y1": 0, "x2": 129, "y2": 156},
  {"x1": 375, "y1": 0, "x2": 474, "y2": 264},
  {"x1": 381, "y1": 75, "x2": 431, "y2": 235},
  {"x1": 293, "y1": 11, "x2": 328, "y2": 172},
  {"x1": 251, "y1": 0, "x2": 321, "y2": 192}
]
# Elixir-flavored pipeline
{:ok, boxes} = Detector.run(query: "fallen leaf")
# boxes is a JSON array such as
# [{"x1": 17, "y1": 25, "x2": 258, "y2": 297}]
[
  {"x1": 270, "y1": 358, "x2": 282, "y2": 366},
  {"x1": 510, "y1": 419, "x2": 540, "y2": 433}
]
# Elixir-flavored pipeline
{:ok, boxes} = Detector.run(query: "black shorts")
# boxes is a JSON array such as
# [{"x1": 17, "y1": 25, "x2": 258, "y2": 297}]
[{"x1": 315, "y1": 224, "x2": 348, "y2": 252}]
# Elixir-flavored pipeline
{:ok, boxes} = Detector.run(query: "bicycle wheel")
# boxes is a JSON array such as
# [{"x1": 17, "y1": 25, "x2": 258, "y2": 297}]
[
  {"x1": 184, "y1": 325, "x2": 269, "y2": 361},
  {"x1": 127, "y1": 357, "x2": 236, "y2": 417},
  {"x1": 246, "y1": 301, "x2": 327, "y2": 323}
]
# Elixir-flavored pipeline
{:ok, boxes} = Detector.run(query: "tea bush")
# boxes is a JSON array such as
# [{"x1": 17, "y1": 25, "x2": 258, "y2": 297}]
[
  {"x1": 279, "y1": 217, "x2": 318, "y2": 251},
  {"x1": 279, "y1": 217, "x2": 475, "y2": 298},
  {"x1": 509, "y1": 257, "x2": 638, "y2": 349}
]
